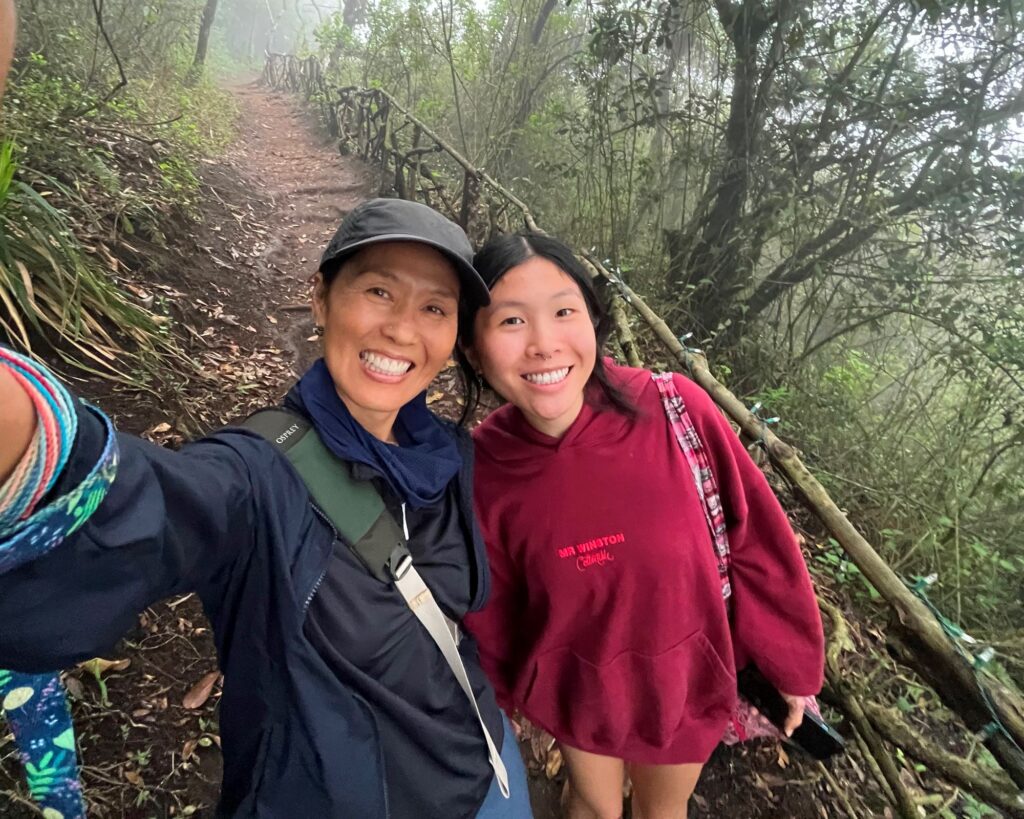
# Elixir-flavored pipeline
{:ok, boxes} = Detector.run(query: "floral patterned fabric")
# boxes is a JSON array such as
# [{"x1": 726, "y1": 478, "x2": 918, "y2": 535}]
[
  {"x1": 0, "y1": 670, "x2": 83, "y2": 818},
  {"x1": 1, "y1": 401, "x2": 117, "y2": 818}
]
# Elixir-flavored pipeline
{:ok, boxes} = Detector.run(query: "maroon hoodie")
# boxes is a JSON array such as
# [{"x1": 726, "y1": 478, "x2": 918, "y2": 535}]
[{"x1": 465, "y1": 364, "x2": 824, "y2": 764}]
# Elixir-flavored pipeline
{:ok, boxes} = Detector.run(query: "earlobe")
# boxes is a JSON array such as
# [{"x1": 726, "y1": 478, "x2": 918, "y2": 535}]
[
  {"x1": 311, "y1": 273, "x2": 327, "y2": 326},
  {"x1": 461, "y1": 344, "x2": 481, "y2": 373}
]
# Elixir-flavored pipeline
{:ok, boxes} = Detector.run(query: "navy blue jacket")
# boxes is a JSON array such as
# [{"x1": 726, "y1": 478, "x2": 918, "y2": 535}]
[{"x1": 0, "y1": 396, "x2": 497, "y2": 818}]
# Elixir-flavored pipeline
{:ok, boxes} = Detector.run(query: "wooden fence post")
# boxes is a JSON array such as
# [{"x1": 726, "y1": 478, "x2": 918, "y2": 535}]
[{"x1": 460, "y1": 169, "x2": 480, "y2": 232}]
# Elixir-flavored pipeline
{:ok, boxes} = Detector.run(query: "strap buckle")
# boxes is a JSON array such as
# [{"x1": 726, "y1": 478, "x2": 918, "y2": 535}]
[{"x1": 387, "y1": 545, "x2": 413, "y2": 580}]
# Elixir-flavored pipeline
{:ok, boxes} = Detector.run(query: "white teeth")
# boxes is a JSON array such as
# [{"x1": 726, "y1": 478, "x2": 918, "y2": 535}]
[
  {"x1": 523, "y1": 367, "x2": 570, "y2": 385},
  {"x1": 361, "y1": 351, "x2": 413, "y2": 376}
]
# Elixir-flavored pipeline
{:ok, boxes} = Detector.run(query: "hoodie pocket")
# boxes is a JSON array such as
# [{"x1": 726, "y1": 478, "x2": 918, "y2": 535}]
[{"x1": 518, "y1": 632, "x2": 735, "y2": 750}]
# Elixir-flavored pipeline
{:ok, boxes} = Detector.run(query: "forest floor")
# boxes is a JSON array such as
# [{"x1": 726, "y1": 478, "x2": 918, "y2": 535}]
[{"x1": 0, "y1": 82, "x2": 870, "y2": 819}]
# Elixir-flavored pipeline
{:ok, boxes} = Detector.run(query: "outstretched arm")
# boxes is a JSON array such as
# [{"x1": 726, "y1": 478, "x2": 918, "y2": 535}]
[{"x1": 0, "y1": 352, "x2": 298, "y2": 672}]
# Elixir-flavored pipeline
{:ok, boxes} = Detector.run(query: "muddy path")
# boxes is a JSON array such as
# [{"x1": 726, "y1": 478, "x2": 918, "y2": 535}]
[{"x1": 0, "y1": 83, "x2": 848, "y2": 819}]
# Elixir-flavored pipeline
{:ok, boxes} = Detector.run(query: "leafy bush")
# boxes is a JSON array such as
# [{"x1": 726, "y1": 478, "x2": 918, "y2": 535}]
[{"x1": 0, "y1": 140, "x2": 175, "y2": 383}]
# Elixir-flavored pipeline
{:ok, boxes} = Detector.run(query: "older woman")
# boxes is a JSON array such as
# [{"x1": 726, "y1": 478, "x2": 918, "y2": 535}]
[{"x1": 0, "y1": 13, "x2": 533, "y2": 809}]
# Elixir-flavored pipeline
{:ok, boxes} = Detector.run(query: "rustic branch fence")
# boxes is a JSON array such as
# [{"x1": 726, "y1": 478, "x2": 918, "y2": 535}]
[{"x1": 261, "y1": 52, "x2": 1024, "y2": 816}]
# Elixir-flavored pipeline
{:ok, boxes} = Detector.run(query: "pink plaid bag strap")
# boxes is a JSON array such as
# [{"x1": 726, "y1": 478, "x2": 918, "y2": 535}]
[{"x1": 652, "y1": 372, "x2": 732, "y2": 603}]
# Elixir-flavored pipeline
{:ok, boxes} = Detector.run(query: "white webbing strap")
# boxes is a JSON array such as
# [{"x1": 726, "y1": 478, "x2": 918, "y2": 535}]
[{"x1": 394, "y1": 507, "x2": 510, "y2": 798}]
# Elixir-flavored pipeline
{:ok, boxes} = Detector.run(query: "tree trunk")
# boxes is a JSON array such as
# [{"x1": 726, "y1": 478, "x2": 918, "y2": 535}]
[
  {"x1": 648, "y1": 0, "x2": 692, "y2": 230},
  {"x1": 530, "y1": 0, "x2": 559, "y2": 45},
  {"x1": 670, "y1": 0, "x2": 792, "y2": 336},
  {"x1": 342, "y1": 0, "x2": 367, "y2": 29},
  {"x1": 192, "y1": 0, "x2": 220, "y2": 70}
]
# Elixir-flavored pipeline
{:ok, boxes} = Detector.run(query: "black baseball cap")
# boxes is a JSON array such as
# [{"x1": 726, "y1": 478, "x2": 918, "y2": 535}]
[{"x1": 319, "y1": 198, "x2": 490, "y2": 308}]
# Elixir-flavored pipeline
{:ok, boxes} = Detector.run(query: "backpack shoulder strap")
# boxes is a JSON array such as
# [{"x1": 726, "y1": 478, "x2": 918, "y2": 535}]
[{"x1": 240, "y1": 408, "x2": 393, "y2": 577}]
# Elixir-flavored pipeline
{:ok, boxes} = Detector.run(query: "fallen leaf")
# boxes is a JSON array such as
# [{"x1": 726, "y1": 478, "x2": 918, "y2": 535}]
[
  {"x1": 182, "y1": 670, "x2": 221, "y2": 710},
  {"x1": 124, "y1": 769, "x2": 144, "y2": 786},
  {"x1": 427, "y1": 391, "x2": 444, "y2": 405},
  {"x1": 79, "y1": 657, "x2": 130, "y2": 676},
  {"x1": 181, "y1": 738, "x2": 198, "y2": 762},
  {"x1": 78, "y1": 657, "x2": 130, "y2": 706}
]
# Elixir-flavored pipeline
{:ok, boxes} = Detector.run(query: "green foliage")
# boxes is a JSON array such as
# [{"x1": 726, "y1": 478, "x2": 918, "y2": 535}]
[
  {"x1": 813, "y1": 539, "x2": 881, "y2": 602},
  {"x1": 0, "y1": 2, "x2": 239, "y2": 379},
  {"x1": 942, "y1": 792, "x2": 1001, "y2": 819},
  {"x1": 0, "y1": 139, "x2": 174, "y2": 381}
]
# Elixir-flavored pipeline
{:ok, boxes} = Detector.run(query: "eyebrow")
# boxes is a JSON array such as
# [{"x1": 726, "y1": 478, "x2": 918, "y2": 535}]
[
  {"x1": 489, "y1": 288, "x2": 583, "y2": 310},
  {"x1": 351, "y1": 268, "x2": 459, "y2": 301}
]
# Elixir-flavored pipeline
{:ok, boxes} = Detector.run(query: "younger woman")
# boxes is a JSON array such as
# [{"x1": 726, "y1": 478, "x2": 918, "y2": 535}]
[{"x1": 461, "y1": 234, "x2": 824, "y2": 819}]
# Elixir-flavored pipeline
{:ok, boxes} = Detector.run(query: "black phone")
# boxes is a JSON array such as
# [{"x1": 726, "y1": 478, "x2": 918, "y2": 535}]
[{"x1": 736, "y1": 666, "x2": 846, "y2": 760}]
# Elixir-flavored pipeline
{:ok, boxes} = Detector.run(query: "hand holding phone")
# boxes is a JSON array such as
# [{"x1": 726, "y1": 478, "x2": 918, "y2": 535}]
[
  {"x1": 780, "y1": 691, "x2": 808, "y2": 737},
  {"x1": 737, "y1": 666, "x2": 846, "y2": 760}
]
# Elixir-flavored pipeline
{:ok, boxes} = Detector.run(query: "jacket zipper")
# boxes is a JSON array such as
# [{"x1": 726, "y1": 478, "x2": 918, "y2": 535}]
[
  {"x1": 352, "y1": 690, "x2": 391, "y2": 819},
  {"x1": 303, "y1": 503, "x2": 390, "y2": 818},
  {"x1": 303, "y1": 504, "x2": 335, "y2": 612}
]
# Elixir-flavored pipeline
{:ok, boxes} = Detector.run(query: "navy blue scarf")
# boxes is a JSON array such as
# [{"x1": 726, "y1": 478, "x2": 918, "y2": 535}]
[{"x1": 291, "y1": 358, "x2": 461, "y2": 509}]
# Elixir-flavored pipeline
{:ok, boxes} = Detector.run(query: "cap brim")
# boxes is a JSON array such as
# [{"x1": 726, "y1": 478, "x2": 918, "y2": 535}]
[{"x1": 319, "y1": 233, "x2": 490, "y2": 308}]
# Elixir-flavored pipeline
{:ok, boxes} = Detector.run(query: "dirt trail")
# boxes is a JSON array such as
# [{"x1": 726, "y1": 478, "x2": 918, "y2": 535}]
[
  {"x1": 1, "y1": 83, "x2": 843, "y2": 819},
  {"x1": 223, "y1": 83, "x2": 374, "y2": 373}
]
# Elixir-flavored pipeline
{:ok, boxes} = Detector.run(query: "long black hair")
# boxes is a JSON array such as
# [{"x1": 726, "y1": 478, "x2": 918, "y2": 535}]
[{"x1": 458, "y1": 232, "x2": 637, "y2": 424}]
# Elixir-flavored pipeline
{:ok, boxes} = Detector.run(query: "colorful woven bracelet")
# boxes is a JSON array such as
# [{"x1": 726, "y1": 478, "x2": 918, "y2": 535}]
[
  {"x1": 0, "y1": 403, "x2": 118, "y2": 576},
  {"x1": 0, "y1": 349, "x2": 78, "y2": 525},
  {"x1": 0, "y1": 348, "x2": 78, "y2": 486},
  {"x1": 0, "y1": 424, "x2": 45, "y2": 524},
  {"x1": 0, "y1": 366, "x2": 58, "y2": 521},
  {"x1": 4, "y1": 350, "x2": 79, "y2": 468}
]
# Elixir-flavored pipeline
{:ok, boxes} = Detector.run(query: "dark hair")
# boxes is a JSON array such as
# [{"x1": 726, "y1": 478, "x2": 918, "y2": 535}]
[
  {"x1": 319, "y1": 259, "x2": 345, "y2": 290},
  {"x1": 458, "y1": 232, "x2": 638, "y2": 424}
]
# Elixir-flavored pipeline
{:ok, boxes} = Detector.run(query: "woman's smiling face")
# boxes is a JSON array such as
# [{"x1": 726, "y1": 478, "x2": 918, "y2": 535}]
[
  {"x1": 313, "y1": 241, "x2": 460, "y2": 441},
  {"x1": 470, "y1": 255, "x2": 597, "y2": 438}
]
